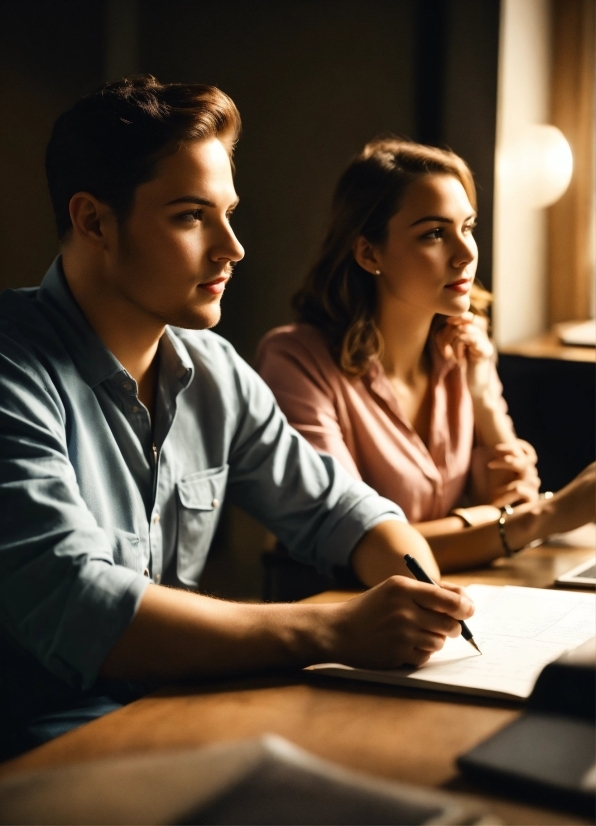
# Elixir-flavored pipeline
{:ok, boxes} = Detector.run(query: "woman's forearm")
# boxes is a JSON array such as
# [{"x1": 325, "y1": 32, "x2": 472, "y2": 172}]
[
  {"x1": 470, "y1": 390, "x2": 517, "y2": 447},
  {"x1": 413, "y1": 499, "x2": 564, "y2": 572},
  {"x1": 414, "y1": 471, "x2": 596, "y2": 572}
]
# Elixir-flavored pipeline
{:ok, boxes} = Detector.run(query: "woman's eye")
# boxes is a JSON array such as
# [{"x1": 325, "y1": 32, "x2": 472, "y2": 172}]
[
  {"x1": 463, "y1": 222, "x2": 477, "y2": 234},
  {"x1": 423, "y1": 228, "x2": 443, "y2": 240}
]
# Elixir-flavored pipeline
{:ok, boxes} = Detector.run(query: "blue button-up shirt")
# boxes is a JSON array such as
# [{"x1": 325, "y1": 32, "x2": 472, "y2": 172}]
[{"x1": 0, "y1": 258, "x2": 405, "y2": 691}]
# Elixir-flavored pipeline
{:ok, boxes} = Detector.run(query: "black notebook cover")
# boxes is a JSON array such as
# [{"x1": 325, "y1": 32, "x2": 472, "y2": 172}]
[{"x1": 458, "y1": 637, "x2": 596, "y2": 816}]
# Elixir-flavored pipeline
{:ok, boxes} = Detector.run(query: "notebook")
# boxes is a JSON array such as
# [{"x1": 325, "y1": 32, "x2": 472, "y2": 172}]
[{"x1": 307, "y1": 585, "x2": 595, "y2": 702}]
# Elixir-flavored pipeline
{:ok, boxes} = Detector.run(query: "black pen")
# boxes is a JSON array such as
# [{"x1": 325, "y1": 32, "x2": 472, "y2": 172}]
[{"x1": 403, "y1": 554, "x2": 481, "y2": 654}]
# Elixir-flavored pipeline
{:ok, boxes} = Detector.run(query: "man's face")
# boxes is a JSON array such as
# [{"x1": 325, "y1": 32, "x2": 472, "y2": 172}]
[{"x1": 104, "y1": 137, "x2": 244, "y2": 330}]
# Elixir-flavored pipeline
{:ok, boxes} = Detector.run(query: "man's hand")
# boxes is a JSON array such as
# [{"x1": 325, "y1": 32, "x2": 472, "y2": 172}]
[{"x1": 328, "y1": 577, "x2": 474, "y2": 669}]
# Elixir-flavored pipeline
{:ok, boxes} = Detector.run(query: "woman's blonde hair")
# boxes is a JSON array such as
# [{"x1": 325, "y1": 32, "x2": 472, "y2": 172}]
[{"x1": 293, "y1": 137, "x2": 491, "y2": 378}]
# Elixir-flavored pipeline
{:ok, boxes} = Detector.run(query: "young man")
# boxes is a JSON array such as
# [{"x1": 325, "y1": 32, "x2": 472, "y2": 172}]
[{"x1": 0, "y1": 76, "x2": 473, "y2": 759}]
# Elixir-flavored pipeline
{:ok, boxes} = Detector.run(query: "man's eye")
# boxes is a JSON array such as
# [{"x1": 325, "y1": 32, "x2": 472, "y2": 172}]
[{"x1": 179, "y1": 210, "x2": 203, "y2": 222}]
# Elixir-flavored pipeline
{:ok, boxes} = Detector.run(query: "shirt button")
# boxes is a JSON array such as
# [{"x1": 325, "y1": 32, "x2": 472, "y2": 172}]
[
  {"x1": 122, "y1": 381, "x2": 133, "y2": 392},
  {"x1": 131, "y1": 405, "x2": 140, "y2": 413},
  {"x1": 152, "y1": 513, "x2": 160, "y2": 524},
  {"x1": 143, "y1": 568, "x2": 150, "y2": 577},
  {"x1": 212, "y1": 498, "x2": 220, "y2": 509}
]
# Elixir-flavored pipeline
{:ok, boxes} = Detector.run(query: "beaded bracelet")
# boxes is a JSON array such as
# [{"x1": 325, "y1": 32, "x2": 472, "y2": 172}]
[{"x1": 498, "y1": 505, "x2": 520, "y2": 556}]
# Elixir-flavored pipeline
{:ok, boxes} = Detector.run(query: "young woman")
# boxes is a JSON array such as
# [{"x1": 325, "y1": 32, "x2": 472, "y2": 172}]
[{"x1": 257, "y1": 138, "x2": 595, "y2": 571}]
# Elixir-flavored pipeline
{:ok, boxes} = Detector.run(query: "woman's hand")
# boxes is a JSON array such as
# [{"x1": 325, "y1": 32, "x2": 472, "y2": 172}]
[
  {"x1": 486, "y1": 440, "x2": 541, "y2": 506},
  {"x1": 543, "y1": 462, "x2": 596, "y2": 535},
  {"x1": 435, "y1": 312, "x2": 493, "y2": 399}
]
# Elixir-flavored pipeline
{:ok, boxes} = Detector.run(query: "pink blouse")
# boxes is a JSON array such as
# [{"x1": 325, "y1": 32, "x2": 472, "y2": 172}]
[{"x1": 256, "y1": 323, "x2": 508, "y2": 523}]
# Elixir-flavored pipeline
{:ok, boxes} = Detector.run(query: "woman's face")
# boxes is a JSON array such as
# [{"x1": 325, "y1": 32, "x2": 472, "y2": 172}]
[{"x1": 361, "y1": 173, "x2": 478, "y2": 318}]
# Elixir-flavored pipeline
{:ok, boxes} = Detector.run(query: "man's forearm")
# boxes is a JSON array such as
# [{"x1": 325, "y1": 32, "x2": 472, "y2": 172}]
[
  {"x1": 101, "y1": 557, "x2": 474, "y2": 681},
  {"x1": 350, "y1": 520, "x2": 441, "y2": 586},
  {"x1": 100, "y1": 584, "x2": 337, "y2": 681}
]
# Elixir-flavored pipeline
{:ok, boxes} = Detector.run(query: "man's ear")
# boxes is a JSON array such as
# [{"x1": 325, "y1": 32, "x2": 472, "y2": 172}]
[
  {"x1": 353, "y1": 236, "x2": 381, "y2": 275},
  {"x1": 68, "y1": 192, "x2": 114, "y2": 247}
]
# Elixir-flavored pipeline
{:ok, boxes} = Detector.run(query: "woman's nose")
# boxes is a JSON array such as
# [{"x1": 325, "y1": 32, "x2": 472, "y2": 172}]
[{"x1": 452, "y1": 233, "x2": 477, "y2": 268}]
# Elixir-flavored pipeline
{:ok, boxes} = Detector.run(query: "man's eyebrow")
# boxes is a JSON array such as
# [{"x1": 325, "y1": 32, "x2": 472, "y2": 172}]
[
  {"x1": 410, "y1": 213, "x2": 476, "y2": 227},
  {"x1": 165, "y1": 195, "x2": 241, "y2": 208}
]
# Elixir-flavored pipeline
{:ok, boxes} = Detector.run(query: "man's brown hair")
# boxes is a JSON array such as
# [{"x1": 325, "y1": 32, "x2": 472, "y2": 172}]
[{"x1": 46, "y1": 75, "x2": 241, "y2": 240}]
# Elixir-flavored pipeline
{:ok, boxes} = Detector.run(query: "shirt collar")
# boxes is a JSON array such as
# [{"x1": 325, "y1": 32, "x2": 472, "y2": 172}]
[
  {"x1": 161, "y1": 327, "x2": 194, "y2": 387},
  {"x1": 36, "y1": 256, "x2": 194, "y2": 391},
  {"x1": 37, "y1": 257, "x2": 123, "y2": 388}
]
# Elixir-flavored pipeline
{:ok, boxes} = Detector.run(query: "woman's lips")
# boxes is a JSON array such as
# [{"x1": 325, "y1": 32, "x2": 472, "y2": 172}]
[
  {"x1": 445, "y1": 278, "x2": 472, "y2": 294},
  {"x1": 199, "y1": 276, "x2": 228, "y2": 296}
]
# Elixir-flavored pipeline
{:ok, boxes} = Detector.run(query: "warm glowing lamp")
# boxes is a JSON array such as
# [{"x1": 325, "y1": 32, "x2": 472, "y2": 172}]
[{"x1": 498, "y1": 124, "x2": 573, "y2": 208}]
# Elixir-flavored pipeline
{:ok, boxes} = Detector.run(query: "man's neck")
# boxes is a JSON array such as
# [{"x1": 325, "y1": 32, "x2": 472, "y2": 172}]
[{"x1": 61, "y1": 247, "x2": 164, "y2": 397}]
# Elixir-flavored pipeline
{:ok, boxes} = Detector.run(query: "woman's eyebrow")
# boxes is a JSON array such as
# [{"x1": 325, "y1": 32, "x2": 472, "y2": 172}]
[{"x1": 410, "y1": 212, "x2": 476, "y2": 227}]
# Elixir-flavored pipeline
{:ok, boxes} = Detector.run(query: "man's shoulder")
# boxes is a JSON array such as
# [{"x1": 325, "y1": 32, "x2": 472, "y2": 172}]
[
  {"x1": 168, "y1": 327, "x2": 257, "y2": 386},
  {"x1": 0, "y1": 285, "x2": 42, "y2": 327},
  {"x1": 0, "y1": 286, "x2": 58, "y2": 366},
  {"x1": 169, "y1": 327, "x2": 240, "y2": 367}
]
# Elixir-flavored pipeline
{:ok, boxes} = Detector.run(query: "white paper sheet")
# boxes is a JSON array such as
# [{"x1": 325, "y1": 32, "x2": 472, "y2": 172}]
[{"x1": 310, "y1": 585, "x2": 596, "y2": 700}]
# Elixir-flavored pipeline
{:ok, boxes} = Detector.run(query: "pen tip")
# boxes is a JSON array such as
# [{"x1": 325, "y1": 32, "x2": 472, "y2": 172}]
[{"x1": 469, "y1": 639, "x2": 482, "y2": 655}]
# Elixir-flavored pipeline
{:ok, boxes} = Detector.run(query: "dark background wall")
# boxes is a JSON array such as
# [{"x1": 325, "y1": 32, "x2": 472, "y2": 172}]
[{"x1": 0, "y1": 0, "x2": 104, "y2": 290}]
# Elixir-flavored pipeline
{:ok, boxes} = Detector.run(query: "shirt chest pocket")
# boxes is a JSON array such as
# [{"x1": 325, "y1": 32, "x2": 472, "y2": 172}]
[{"x1": 176, "y1": 465, "x2": 228, "y2": 586}]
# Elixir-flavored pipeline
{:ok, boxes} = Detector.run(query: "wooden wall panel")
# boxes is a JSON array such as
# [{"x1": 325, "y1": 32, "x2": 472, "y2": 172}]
[{"x1": 548, "y1": 0, "x2": 595, "y2": 323}]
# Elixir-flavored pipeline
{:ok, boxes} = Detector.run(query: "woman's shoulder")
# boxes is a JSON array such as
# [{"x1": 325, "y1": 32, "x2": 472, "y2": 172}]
[{"x1": 256, "y1": 322, "x2": 335, "y2": 365}]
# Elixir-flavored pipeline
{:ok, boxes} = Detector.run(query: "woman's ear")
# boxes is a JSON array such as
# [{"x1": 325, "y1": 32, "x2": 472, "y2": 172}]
[{"x1": 353, "y1": 236, "x2": 381, "y2": 276}]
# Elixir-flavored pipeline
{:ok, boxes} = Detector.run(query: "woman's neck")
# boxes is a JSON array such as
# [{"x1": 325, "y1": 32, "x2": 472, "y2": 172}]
[{"x1": 376, "y1": 297, "x2": 434, "y2": 385}]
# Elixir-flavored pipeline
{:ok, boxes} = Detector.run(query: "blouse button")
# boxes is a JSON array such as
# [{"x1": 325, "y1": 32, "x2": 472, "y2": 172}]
[{"x1": 212, "y1": 498, "x2": 220, "y2": 509}]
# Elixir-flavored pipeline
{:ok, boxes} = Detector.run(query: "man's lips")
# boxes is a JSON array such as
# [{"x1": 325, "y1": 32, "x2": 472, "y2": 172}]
[
  {"x1": 198, "y1": 275, "x2": 229, "y2": 296},
  {"x1": 444, "y1": 278, "x2": 472, "y2": 294}
]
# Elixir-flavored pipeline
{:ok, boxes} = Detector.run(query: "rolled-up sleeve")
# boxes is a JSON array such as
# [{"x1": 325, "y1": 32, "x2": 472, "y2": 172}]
[
  {"x1": 225, "y1": 349, "x2": 406, "y2": 575},
  {"x1": 0, "y1": 340, "x2": 148, "y2": 689}
]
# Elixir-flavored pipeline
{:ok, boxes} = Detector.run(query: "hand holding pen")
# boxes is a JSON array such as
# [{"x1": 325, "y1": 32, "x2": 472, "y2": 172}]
[{"x1": 404, "y1": 554, "x2": 482, "y2": 654}]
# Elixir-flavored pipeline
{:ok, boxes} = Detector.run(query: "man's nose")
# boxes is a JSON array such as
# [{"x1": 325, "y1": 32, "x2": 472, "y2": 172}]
[{"x1": 215, "y1": 222, "x2": 245, "y2": 263}]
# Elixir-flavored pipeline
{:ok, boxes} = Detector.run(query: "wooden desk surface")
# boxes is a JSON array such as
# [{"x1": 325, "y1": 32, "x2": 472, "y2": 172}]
[
  {"x1": 498, "y1": 330, "x2": 595, "y2": 363},
  {"x1": 1, "y1": 541, "x2": 594, "y2": 825}
]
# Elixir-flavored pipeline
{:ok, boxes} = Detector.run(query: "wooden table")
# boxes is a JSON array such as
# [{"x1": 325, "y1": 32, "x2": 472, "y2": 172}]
[
  {"x1": 1, "y1": 541, "x2": 594, "y2": 825},
  {"x1": 499, "y1": 330, "x2": 595, "y2": 363}
]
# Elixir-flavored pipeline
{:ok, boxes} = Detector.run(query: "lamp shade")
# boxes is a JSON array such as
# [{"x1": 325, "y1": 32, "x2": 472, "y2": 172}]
[{"x1": 498, "y1": 124, "x2": 573, "y2": 209}]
